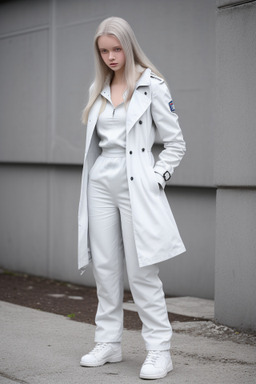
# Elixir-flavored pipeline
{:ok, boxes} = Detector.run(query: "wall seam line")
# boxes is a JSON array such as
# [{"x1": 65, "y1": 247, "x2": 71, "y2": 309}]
[
  {"x1": 218, "y1": 0, "x2": 256, "y2": 9},
  {"x1": 0, "y1": 25, "x2": 49, "y2": 40}
]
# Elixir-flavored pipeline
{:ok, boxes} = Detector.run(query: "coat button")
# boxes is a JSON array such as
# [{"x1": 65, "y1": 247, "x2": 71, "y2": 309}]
[
  {"x1": 129, "y1": 150, "x2": 133, "y2": 154},
  {"x1": 130, "y1": 177, "x2": 134, "y2": 181},
  {"x1": 141, "y1": 148, "x2": 145, "y2": 152},
  {"x1": 144, "y1": 92, "x2": 147, "y2": 95},
  {"x1": 139, "y1": 120, "x2": 143, "y2": 124}
]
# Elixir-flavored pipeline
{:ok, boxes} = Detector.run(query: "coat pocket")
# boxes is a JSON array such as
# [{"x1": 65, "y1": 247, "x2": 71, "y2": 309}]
[{"x1": 146, "y1": 165, "x2": 161, "y2": 194}]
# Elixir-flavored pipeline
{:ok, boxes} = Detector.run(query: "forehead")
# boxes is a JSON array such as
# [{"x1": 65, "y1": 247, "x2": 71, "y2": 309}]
[{"x1": 98, "y1": 35, "x2": 122, "y2": 48}]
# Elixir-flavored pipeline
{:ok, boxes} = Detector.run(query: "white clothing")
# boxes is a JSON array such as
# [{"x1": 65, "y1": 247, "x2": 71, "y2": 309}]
[
  {"x1": 78, "y1": 69, "x2": 186, "y2": 272},
  {"x1": 97, "y1": 86, "x2": 126, "y2": 150},
  {"x1": 88, "y1": 150, "x2": 172, "y2": 350}
]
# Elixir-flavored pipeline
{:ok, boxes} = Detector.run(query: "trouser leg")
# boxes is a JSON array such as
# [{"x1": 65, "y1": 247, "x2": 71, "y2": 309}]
[
  {"x1": 119, "y1": 205, "x2": 172, "y2": 351},
  {"x1": 88, "y1": 153, "x2": 171, "y2": 350},
  {"x1": 88, "y1": 176, "x2": 124, "y2": 343}
]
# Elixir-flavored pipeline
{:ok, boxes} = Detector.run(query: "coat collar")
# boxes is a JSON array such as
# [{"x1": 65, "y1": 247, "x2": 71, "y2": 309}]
[
  {"x1": 86, "y1": 68, "x2": 153, "y2": 149},
  {"x1": 135, "y1": 67, "x2": 151, "y2": 88},
  {"x1": 100, "y1": 83, "x2": 128, "y2": 105},
  {"x1": 100, "y1": 67, "x2": 151, "y2": 98},
  {"x1": 100, "y1": 84, "x2": 111, "y2": 103}
]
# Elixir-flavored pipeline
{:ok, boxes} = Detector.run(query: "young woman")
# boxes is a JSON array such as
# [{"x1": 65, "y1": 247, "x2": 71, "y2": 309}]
[{"x1": 78, "y1": 17, "x2": 186, "y2": 380}]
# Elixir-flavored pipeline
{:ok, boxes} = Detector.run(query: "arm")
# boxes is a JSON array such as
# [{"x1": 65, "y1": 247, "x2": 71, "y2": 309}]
[{"x1": 151, "y1": 77, "x2": 186, "y2": 188}]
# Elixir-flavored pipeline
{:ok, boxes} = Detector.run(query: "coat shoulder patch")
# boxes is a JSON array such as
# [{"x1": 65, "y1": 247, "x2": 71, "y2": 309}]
[{"x1": 168, "y1": 100, "x2": 175, "y2": 112}]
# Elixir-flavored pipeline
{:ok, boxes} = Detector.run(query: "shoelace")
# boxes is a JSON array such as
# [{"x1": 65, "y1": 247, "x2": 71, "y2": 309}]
[
  {"x1": 143, "y1": 350, "x2": 161, "y2": 365},
  {"x1": 89, "y1": 343, "x2": 109, "y2": 355}
]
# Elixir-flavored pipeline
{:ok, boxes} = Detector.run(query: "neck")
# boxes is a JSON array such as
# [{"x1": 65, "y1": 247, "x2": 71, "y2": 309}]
[{"x1": 112, "y1": 69, "x2": 126, "y2": 85}]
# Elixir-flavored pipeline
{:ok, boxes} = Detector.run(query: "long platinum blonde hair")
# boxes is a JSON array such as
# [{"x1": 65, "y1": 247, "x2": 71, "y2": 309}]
[{"x1": 81, "y1": 17, "x2": 164, "y2": 124}]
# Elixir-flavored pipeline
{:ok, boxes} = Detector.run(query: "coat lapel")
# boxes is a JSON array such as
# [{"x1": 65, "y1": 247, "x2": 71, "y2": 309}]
[
  {"x1": 85, "y1": 97, "x2": 102, "y2": 154},
  {"x1": 126, "y1": 89, "x2": 151, "y2": 133},
  {"x1": 126, "y1": 68, "x2": 151, "y2": 134}
]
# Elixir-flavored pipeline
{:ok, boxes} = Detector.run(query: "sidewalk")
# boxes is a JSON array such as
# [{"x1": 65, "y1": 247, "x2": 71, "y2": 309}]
[{"x1": 0, "y1": 300, "x2": 255, "y2": 384}]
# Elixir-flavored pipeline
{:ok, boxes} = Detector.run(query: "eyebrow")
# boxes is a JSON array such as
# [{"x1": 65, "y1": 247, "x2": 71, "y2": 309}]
[{"x1": 99, "y1": 45, "x2": 121, "y2": 50}]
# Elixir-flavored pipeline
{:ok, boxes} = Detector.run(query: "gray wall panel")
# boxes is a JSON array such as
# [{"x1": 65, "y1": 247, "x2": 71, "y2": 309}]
[
  {"x1": 55, "y1": 0, "x2": 109, "y2": 26},
  {"x1": 48, "y1": 166, "x2": 82, "y2": 281},
  {"x1": 215, "y1": 1, "x2": 256, "y2": 331},
  {"x1": 52, "y1": 22, "x2": 96, "y2": 163},
  {"x1": 0, "y1": 0, "x2": 50, "y2": 36},
  {"x1": 0, "y1": 30, "x2": 49, "y2": 162},
  {"x1": 160, "y1": 187, "x2": 216, "y2": 299},
  {"x1": 215, "y1": 189, "x2": 256, "y2": 331},
  {"x1": 215, "y1": 2, "x2": 256, "y2": 186},
  {"x1": 0, "y1": 165, "x2": 49, "y2": 276}
]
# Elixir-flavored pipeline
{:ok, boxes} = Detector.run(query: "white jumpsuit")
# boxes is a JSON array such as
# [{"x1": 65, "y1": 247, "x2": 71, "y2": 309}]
[{"x1": 88, "y1": 87, "x2": 172, "y2": 351}]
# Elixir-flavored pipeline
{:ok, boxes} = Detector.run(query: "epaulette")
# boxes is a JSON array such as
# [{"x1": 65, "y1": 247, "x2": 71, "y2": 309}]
[{"x1": 150, "y1": 72, "x2": 164, "y2": 84}]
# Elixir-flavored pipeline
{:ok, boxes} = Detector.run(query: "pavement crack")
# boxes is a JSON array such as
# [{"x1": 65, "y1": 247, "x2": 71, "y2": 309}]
[
  {"x1": 0, "y1": 371, "x2": 29, "y2": 383},
  {"x1": 105, "y1": 372, "x2": 119, "y2": 375}
]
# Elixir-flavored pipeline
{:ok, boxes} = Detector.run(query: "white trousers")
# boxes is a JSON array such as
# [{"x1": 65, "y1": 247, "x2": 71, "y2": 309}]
[{"x1": 88, "y1": 149, "x2": 172, "y2": 351}]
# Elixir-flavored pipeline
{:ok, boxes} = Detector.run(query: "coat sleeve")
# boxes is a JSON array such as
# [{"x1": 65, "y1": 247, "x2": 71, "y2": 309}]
[{"x1": 151, "y1": 77, "x2": 186, "y2": 188}]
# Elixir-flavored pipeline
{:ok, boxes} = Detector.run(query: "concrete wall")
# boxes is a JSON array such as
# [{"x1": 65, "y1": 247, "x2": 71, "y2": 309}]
[
  {"x1": 215, "y1": 0, "x2": 256, "y2": 330},
  {"x1": 0, "y1": 0, "x2": 216, "y2": 299}
]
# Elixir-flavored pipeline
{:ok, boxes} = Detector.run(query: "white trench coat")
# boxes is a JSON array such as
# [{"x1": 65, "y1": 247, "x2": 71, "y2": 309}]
[{"x1": 78, "y1": 68, "x2": 186, "y2": 272}]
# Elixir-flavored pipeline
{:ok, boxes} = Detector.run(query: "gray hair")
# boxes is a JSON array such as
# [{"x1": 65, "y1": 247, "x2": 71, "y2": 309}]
[{"x1": 82, "y1": 17, "x2": 163, "y2": 124}]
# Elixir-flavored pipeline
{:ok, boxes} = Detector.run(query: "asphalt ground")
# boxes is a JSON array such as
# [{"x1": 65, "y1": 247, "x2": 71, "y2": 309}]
[{"x1": 0, "y1": 269, "x2": 255, "y2": 384}]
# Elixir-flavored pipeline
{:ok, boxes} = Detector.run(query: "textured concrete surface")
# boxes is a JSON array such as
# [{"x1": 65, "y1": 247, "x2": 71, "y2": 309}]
[{"x1": 0, "y1": 301, "x2": 255, "y2": 384}]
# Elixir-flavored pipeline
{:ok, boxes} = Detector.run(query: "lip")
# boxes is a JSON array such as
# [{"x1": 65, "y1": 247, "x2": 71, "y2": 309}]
[{"x1": 110, "y1": 63, "x2": 118, "y2": 67}]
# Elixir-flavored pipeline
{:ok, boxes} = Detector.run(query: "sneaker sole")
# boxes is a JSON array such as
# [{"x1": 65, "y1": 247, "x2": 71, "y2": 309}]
[
  {"x1": 139, "y1": 362, "x2": 173, "y2": 380},
  {"x1": 80, "y1": 354, "x2": 122, "y2": 367}
]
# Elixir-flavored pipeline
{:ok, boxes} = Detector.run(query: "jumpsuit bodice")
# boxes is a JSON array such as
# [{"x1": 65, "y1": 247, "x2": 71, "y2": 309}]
[{"x1": 97, "y1": 85, "x2": 127, "y2": 151}]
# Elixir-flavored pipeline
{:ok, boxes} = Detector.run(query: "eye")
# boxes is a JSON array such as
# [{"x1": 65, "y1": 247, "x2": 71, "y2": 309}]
[
  {"x1": 115, "y1": 47, "x2": 121, "y2": 52},
  {"x1": 100, "y1": 49, "x2": 108, "y2": 54}
]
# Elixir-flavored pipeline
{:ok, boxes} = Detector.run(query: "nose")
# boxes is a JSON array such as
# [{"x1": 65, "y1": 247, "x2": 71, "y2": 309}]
[{"x1": 109, "y1": 51, "x2": 115, "y2": 60}]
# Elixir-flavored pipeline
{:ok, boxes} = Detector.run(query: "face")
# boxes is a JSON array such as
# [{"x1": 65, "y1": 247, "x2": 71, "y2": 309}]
[{"x1": 98, "y1": 35, "x2": 126, "y2": 74}]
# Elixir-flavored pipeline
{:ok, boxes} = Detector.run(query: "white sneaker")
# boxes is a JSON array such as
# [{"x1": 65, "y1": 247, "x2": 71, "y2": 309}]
[
  {"x1": 80, "y1": 342, "x2": 122, "y2": 367},
  {"x1": 139, "y1": 350, "x2": 173, "y2": 380}
]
